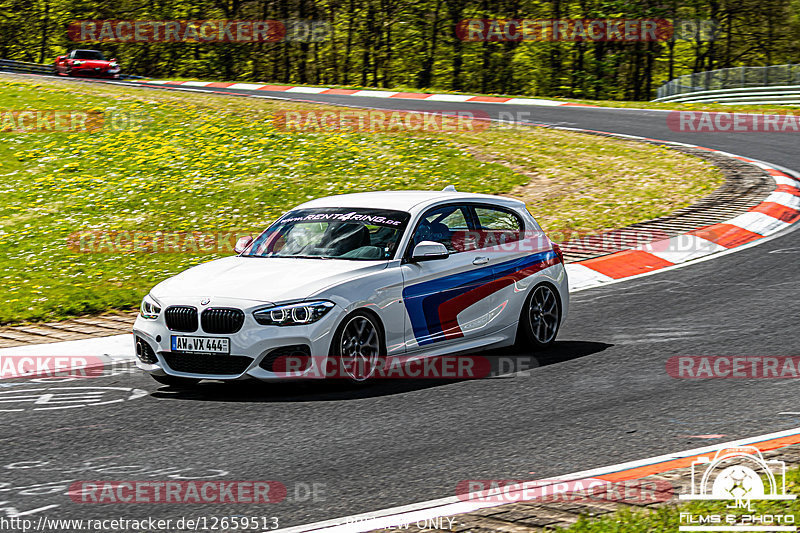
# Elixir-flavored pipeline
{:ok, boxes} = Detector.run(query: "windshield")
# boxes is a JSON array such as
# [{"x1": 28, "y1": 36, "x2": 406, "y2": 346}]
[
  {"x1": 244, "y1": 208, "x2": 411, "y2": 260},
  {"x1": 74, "y1": 50, "x2": 106, "y2": 60}
]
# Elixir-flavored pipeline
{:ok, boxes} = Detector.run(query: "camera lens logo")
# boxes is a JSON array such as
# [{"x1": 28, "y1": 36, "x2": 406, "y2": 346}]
[
  {"x1": 713, "y1": 465, "x2": 763, "y2": 499},
  {"x1": 678, "y1": 446, "x2": 796, "y2": 532},
  {"x1": 681, "y1": 446, "x2": 794, "y2": 502}
]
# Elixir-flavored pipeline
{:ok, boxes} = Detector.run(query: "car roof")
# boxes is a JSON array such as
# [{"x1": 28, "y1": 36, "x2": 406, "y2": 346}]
[{"x1": 296, "y1": 190, "x2": 526, "y2": 213}]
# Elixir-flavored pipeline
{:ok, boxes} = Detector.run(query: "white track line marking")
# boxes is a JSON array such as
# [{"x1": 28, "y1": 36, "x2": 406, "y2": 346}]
[
  {"x1": 766, "y1": 192, "x2": 800, "y2": 210},
  {"x1": 564, "y1": 264, "x2": 615, "y2": 291},
  {"x1": 227, "y1": 83, "x2": 266, "y2": 90},
  {"x1": 286, "y1": 87, "x2": 329, "y2": 94},
  {"x1": 351, "y1": 90, "x2": 399, "y2": 98},
  {"x1": 645, "y1": 235, "x2": 726, "y2": 264},
  {"x1": 727, "y1": 211, "x2": 790, "y2": 235},
  {"x1": 423, "y1": 94, "x2": 474, "y2": 102}
]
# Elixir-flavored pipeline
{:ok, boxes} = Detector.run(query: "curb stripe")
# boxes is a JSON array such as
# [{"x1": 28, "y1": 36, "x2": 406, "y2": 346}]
[
  {"x1": 257, "y1": 84, "x2": 295, "y2": 91},
  {"x1": 321, "y1": 88, "x2": 361, "y2": 95},
  {"x1": 579, "y1": 250, "x2": 675, "y2": 279},
  {"x1": 466, "y1": 96, "x2": 512, "y2": 103},
  {"x1": 388, "y1": 92, "x2": 432, "y2": 99},
  {"x1": 688, "y1": 223, "x2": 764, "y2": 248},
  {"x1": 127, "y1": 79, "x2": 595, "y2": 106},
  {"x1": 749, "y1": 203, "x2": 800, "y2": 223},
  {"x1": 555, "y1": 133, "x2": 800, "y2": 288},
  {"x1": 776, "y1": 184, "x2": 800, "y2": 195},
  {"x1": 597, "y1": 432, "x2": 800, "y2": 483},
  {"x1": 644, "y1": 236, "x2": 725, "y2": 264}
]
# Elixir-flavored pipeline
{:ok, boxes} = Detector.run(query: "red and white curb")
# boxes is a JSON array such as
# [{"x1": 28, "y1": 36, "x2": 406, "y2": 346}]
[
  {"x1": 128, "y1": 79, "x2": 596, "y2": 107},
  {"x1": 271, "y1": 426, "x2": 800, "y2": 533},
  {"x1": 562, "y1": 132, "x2": 800, "y2": 291}
]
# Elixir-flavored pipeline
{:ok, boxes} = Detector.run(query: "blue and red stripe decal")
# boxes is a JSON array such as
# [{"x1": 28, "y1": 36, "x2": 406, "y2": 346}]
[{"x1": 403, "y1": 251, "x2": 559, "y2": 345}]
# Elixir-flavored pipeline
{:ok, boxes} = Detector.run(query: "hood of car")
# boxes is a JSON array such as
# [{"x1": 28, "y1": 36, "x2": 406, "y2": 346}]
[
  {"x1": 73, "y1": 60, "x2": 112, "y2": 67},
  {"x1": 150, "y1": 256, "x2": 386, "y2": 304}
]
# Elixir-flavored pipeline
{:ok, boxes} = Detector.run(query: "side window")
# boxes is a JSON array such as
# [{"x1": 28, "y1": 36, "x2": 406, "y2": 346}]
[
  {"x1": 472, "y1": 206, "x2": 524, "y2": 249},
  {"x1": 410, "y1": 205, "x2": 470, "y2": 254}
]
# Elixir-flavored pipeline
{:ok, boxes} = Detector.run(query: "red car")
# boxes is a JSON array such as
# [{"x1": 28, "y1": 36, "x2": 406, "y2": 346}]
[{"x1": 53, "y1": 49, "x2": 120, "y2": 79}]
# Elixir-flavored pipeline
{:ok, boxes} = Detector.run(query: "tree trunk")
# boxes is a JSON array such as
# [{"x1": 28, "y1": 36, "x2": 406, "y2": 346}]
[
  {"x1": 38, "y1": 0, "x2": 49, "y2": 63},
  {"x1": 417, "y1": 0, "x2": 442, "y2": 88},
  {"x1": 342, "y1": 0, "x2": 356, "y2": 84}
]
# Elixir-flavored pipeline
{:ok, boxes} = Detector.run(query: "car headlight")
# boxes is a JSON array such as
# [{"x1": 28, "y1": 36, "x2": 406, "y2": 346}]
[
  {"x1": 140, "y1": 294, "x2": 162, "y2": 320},
  {"x1": 253, "y1": 301, "x2": 334, "y2": 326}
]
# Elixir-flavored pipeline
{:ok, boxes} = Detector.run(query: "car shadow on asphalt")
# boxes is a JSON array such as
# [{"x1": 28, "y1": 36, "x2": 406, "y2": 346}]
[{"x1": 148, "y1": 340, "x2": 612, "y2": 403}]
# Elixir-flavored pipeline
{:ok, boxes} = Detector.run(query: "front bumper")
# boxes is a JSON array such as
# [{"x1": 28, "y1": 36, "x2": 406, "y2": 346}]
[
  {"x1": 133, "y1": 301, "x2": 344, "y2": 381},
  {"x1": 70, "y1": 67, "x2": 120, "y2": 79}
]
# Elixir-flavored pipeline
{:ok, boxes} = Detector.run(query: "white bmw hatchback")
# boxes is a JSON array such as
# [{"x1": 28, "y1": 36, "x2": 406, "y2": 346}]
[{"x1": 133, "y1": 190, "x2": 569, "y2": 386}]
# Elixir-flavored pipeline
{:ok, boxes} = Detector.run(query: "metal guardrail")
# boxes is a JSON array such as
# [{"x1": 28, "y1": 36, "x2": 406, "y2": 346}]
[
  {"x1": 656, "y1": 64, "x2": 800, "y2": 100},
  {"x1": 654, "y1": 85, "x2": 800, "y2": 105},
  {"x1": 0, "y1": 58, "x2": 53, "y2": 75}
]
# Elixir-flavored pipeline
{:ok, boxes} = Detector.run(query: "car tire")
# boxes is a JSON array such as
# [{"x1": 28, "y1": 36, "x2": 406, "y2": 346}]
[
  {"x1": 149, "y1": 374, "x2": 200, "y2": 388},
  {"x1": 331, "y1": 311, "x2": 386, "y2": 384},
  {"x1": 517, "y1": 283, "x2": 562, "y2": 349}
]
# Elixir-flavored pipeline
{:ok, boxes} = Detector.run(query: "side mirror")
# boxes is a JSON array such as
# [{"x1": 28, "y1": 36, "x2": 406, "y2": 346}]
[
  {"x1": 234, "y1": 236, "x2": 253, "y2": 254},
  {"x1": 410, "y1": 241, "x2": 449, "y2": 262}
]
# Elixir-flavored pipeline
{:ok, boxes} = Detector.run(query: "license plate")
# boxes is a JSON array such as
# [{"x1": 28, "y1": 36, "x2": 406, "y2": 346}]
[{"x1": 171, "y1": 336, "x2": 230, "y2": 354}]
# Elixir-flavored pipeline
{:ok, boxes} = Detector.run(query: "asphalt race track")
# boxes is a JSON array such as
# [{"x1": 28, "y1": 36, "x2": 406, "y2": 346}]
[{"x1": 1, "y1": 75, "x2": 799, "y2": 528}]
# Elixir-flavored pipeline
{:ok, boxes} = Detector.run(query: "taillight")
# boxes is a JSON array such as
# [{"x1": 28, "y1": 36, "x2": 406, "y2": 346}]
[{"x1": 551, "y1": 242, "x2": 564, "y2": 263}]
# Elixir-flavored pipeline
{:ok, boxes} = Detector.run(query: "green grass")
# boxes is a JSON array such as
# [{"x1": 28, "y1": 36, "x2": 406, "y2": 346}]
[
  {"x1": 559, "y1": 467, "x2": 800, "y2": 532},
  {"x1": 0, "y1": 75, "x2": 722, "y2": 324}
]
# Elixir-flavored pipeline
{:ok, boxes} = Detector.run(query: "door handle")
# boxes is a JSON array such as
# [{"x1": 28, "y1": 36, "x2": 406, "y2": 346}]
[{"x1": 473, "y1": 257, "x2": 489, "y2": 265}]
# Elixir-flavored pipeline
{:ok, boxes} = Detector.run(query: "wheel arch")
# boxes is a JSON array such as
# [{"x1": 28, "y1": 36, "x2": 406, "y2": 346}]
[
  {"x1": 515, "y1": 279, "x2": 564, "y2": 344},
  {"x1": 328, "y1": 306, "x2": 388, "y2": 356}
]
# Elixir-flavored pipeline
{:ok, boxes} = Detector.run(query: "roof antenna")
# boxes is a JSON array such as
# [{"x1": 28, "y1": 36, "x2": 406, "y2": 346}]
[{"x1": 442, "y1": 185, "x2": 457, "y2": 192}]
